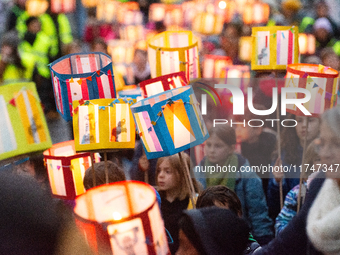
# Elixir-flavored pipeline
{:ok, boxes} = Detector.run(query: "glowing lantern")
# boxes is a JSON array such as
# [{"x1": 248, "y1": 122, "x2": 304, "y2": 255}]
[
  {"x1": 50, "y1": 0, "x2": 76, "y2": 13},
  {"x1": 192, "y1": 12, "x2": 224, "y2": 36},
  {"x1": 149, "y1": 4, "x2": 184, "y2": 27},
  {"x1": 108, "y1": 40, "x2": 135, "y2": 65},
  {"x1": 26, "y1": 0, "x2": 49, "y2": 16},
  {"x1": 148, "y1": 31, "x2": 200, "y2": 80},
  {"x1": 140, "y1": 71, "x2": 188, "y2": 97},
  {"x1": 0, "y1": 82, "x2": 52, "y2": 162},
  {"x1": 202, "y1": 55, "x2": 232, "y2": 78},
  {"x1": 96, "y1": 0, "x2": 119, "y2": 23},
  {"x1": 117, "y1": 2, "x2": 144, "y2": 25},
  {"x1": 223, "y1": 65, "x2": 251, "y2": 92},
  {"x1": 49, "y1": 52, "x2": 116, "y2": 122},
  {"x1": 131, "y1": 86, "x2": 208, "y2": 159},
  {"x1": 82, "y1": 0, "x2": 98, "y2": 8},
  {"x1": 72, "y1": 98, "x2": 136, "y2": 152},
  {"x1": 74, "y1": 181, "x2": 170, "y2": 255},
  {"x1": 43, "y1": 140, "x2": 100, "y2": 200},
  {"x1": 243, "y1": 2, "x2": 270, "y2": 25},
  {"x1": 239, "y1": 36, "x2": 252, "y2": 62},
  {"x1": 251, "y1": 26, "x2": 299, "y2": 70},
  {"x1": 285, "y1": 63, "x2": 339, "y2": 117},
  {"x1": 299, "y1": 33, "x2": 316, "y2": 55},
  {"x1": 119, "y1": 25, "x2": 145, "y2": 42}
]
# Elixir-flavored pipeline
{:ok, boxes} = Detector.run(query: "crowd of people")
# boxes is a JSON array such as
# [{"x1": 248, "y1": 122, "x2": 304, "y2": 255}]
[{"x1": 1, "y1": 0, "x2": 340, "y2": 254}]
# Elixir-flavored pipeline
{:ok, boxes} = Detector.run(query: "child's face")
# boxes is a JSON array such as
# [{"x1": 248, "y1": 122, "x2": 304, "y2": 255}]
[
  {"x1": 235, "y1": 125, "x2": 262, "y2": 144},
  {"x1": 205, "y1": 134, "x2": 234, "y2": 165},
  {"x1": 157, "y1": 158, "x2": 179, "y2": 192},
  {"x1": 295, "y1": 116, "x2": 320, "y2": 144},
  {"x1": 176, "y1": 230, "x2": 200, "y2": 255}
]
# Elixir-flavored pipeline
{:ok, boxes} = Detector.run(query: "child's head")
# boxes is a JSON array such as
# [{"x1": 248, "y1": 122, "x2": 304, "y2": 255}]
[
  {"x1": 133, "y1": 49, "x2": 148, "y2": 71},
  {"x1": 205, "y1": 125, "x2": 236, "y2": 165},
  {"x1": 26, "y1": 16, "x2": 41, "y2": 34},
  {"x1": 91, "y1": 38, "x2": 108, "y2": 54},
  {"x1": 302, "y1": 139, "x2": 321, "y2": 179},
  {"x1": 295, "y1": 116, "x2": 321, "y2": 145},
  {"x1": 196, "y1": 185, "x2": 242, "y2": 217},
  {"x1": 156, "y1": 153, "x2": 195, "y2": 200},
  {"x1": 12, "y1": 155, "x2": 48, "y2": 184},
  {"x1": 321, "y1": 47, "x2": 340, "y2": 70},
  {"x1": 83, "y1": 161, "x2": 126, "y2": 190},
  {"x1": 177, "y1": 207, "x2": 249, "y2": 255}
]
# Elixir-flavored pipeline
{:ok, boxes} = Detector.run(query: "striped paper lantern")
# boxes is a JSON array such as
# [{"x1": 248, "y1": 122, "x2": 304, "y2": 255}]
[
  {"x1": 43, "y1": 140, "x2": 100, "y2": 200},
  {"x1": 96, "y1": 0, "x2": 119, "y2": 23},
  {"x1": 74, "y1": 181, "x2": 170, "y2": 255},
  {"x1": 251, "y1": 26, "x2": 299, "y2": 70},
  {"x1": 140, "y1": 71, "x2": 188, "y2": 97},
  {"x1": 0, "y1": 82, "x2": 52, "y2": 162},
  {"x1": 51, "y1": 0, "x2": 76, "y2": 13},
  {"x1": 298, "y1": 33, "x2": 316, "y2": 55},
  {"x1": 131, "y1": 85, "x2": 209, "y2": 159},
  {"x1": 72, "y1": 98, "x2": 136, "y2": 152},
  {"x1": 223, "y1": 65, "x2": 251, "y2": 92},
  {"x1": 243, "y1": 2, "x2": 270, "y2": 25},
  {"x1": 49, "y1": 52, "x2": 116, "y2": 122},
  {"x1": 192, "y1": 12, "x2": 224, "y2": 36},
  {"x1": 149, "y1": 4, "x2": 184, "y2": 27},
  {"x1": 148, "y1": 31, "x2": 200, "y2": 80},
  {"x1": 284, "y1": 63, "x2": 339, "y2": 117},
  {"x1": 202, "y1": 55, "x2": 232, "y2": 78},
  {"x1": 119, "y1": 25, "x2": 145, "y2": 42},
  {"x1": 239, "y1": 36, "x2": 252, "y2": 63}
]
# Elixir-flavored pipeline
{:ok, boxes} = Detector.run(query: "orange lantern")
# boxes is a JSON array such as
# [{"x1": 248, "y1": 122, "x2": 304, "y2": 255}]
[
  {"x1": 74, "y1": 181, "x2": 170, "y2": 255},
  {"x1": 149, "y1": 4, "x2": 184, "y2": 28},
  {"x1": 51, "y1": 0, "x2": 76, "y2": 13},
  {"x1": 43, "y1": 140, "x2": 100, "y2": 200},
  {"x1": 239, "y1": 36, "x2": 252, "y2": 62},
  {"x1": 243, "y1": 2, "x2": 270, "y2": 25},
  {"x1": 192, "y1": 12, "x2": 224, "y2": 36},
  {"x1": 202, "y1": 55, "x2": 232, "y2": 78},
  {"x1": 26, "y1": 0, "x2": 49, "y2": 16},
  {"x1": 82, "y1": 0, "x2": 98, "y2": 8},
  {"x1": 298, "y1": 33, "x2": 316, "y2": 55}
]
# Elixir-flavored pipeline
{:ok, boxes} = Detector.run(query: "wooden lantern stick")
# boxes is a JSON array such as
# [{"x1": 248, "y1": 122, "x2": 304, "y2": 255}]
[
  {"x1": 274, "y1": 71, "x2": 283, "y2": 210},
  {"x1": 90, "y1": 153, "x2": 96, "y2": 188},
  {"x1": 144, "y1": 170, "x2": 149, "y2": 184},
  {"x1": 104, "y1": 152, "x2": 109, "y2": 184},
  {"x1": 178, "y1": 152, "x2": 196, "y2": 209},
  {"x1": 297, "y1": 116, "x2": 309, "y2": 213}
]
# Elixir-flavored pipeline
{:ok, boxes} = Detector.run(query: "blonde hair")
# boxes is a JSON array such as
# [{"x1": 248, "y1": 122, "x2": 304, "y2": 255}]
[
  {"x1": 302, "y1": 141, "x2": 321, "y2": 178},
  {"x1": 156, "y1": 153, "x2": 200, "y2": 200}
]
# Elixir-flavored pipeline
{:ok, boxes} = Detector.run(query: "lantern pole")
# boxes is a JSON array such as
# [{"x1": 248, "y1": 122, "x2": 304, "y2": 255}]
[
  {"x1": 144, "y1": 170, "x2": 149, "y2": 184},
  {"x1": 297, "y1": 116, "x2": 309, "y2": 213},
  {"x1": 104, "y1": 152, "x2": 109, "y2": 184},
  {"x1": 178, "y1": 152, "x2": 196, "y2": 209},
  {"x1": 90, "y1": 153, "x2": 96, "y2": 187}
]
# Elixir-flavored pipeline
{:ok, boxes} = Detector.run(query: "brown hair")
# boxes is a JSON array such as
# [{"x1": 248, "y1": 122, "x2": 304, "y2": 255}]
[
  {"x1": 83, "y1": 161, "x2": 126, "y2": 190},
  {"x1": 156, "y1": 153, "x2": 200, "y2": 201},
  {"x1": 208, "y1": 125, "x2": 236, "y2": 146}
]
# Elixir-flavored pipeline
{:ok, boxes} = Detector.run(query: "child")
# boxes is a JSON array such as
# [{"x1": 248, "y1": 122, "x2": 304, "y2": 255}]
[
  {"x1": 197, "y1": 125, "x2": 273, "y2": 245},
  {"x1": 83, "y1": 161, "x2": 126, "y2": 190},
  {"x1": 156, "y1": 153, "x2": 200, "y2": 255},
  {"x1": 176, "y1": 207, "x2": 250, "y2": 255},
  {"x1": 196, "y1": 185, "x2": 261, "y2": 254}
]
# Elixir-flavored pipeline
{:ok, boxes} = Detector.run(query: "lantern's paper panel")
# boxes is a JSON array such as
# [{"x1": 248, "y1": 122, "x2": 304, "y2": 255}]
[
  {"x1": 251, "y1": 26, "x2": 299, "y2": 70},
  {"x1": 107, "y1": 40, "x2": 135, "y2": 64},
  {"x1": 149, "y1": 4, "x2": 184, "y2": 27},
  {"x1": 119, "y1": 25, "x2": 145, "y2": 42},
  {"x1": 26, "y1": 0, "x2": 49, "y2": 16},
  {"x1": 140, "y1": 71, "x2": 188, "y2": 97},
  {"x1": 51, "y1": 0, "x2": 76, "y2": 13},
  {"x1": 117, "y1": 2, "x2": 143, "y2": 25},
  {"x1": 223, "y1": 65, "x2": 251, "y2": 92},
  {"x1": 82, "y1": 0, "x2": 98, "y2": 8},
  {"x1": 243, "y1": 2, "x2": 270, "y2": 25},
  {"x1": 239, "y1": 36, "x2": 252, "y2": 62},
  {"x1": 73, "y1": 98, "x2": 136, "y2": 152},
  {"x1": 50, "y1": 52, "x2": 116, "y2": 121},
  {"x1": 74, "y1": 181, "x2": 170, "y2": 255},
  {"x1": 285, "y1": 64, "x2": 339, "y2": 117},
  {"x1": 298, "y1": 33, "x2": 316, "y2": 55},
  {"x1": 44, "y1": 140, "x2": 100, "y2": 200},
  {"x1": 0, "y1": 82, "x2": 52, "y2": 161},
  {"x1": 96, "y1": 0, "x2": 119, "y2": 23},
  {"x1": 131, "y1": 86, "x2": 208, "y2": 159},
  {"x1": 148, "y1": 31, "x2": 200, "y2": 80},
  {"x1": 192, "y1": 12, "x2": 224, "y2": 36},
  {"x1": 203, "y1": 55, "x2": 232, "y2": 78}
]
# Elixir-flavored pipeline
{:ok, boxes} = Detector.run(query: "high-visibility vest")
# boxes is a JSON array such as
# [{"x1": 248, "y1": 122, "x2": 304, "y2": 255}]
[
  {"x1": 299, "y1": 16, "x2": 315, "y2": 33},
  {"x1": 0, "y1": 57, "x2": 30, "y2": 83}
]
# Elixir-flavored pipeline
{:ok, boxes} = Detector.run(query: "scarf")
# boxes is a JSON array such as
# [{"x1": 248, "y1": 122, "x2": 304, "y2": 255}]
[
  {"x1": 205, "y1": 154, "x2": 238, "y2": 191},
  {"x1": 307, "y1": 179, "x2": 340, "y2": 255}
]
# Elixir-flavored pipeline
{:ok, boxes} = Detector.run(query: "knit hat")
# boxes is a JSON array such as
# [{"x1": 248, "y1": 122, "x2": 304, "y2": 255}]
[
  {"x1": 314, "y1": 17, "x2": 334, "y2": 34},
  {"x1": 179, "y1": 207, "x2": 249, "y2": 255}
]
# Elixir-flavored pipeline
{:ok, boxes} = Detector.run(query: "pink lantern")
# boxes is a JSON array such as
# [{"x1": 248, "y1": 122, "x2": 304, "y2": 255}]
[
  {"x1": 51, "y1": 0, "x2": 76, "y2": 13},
  {"x1": 202, "y1": 55, "x2": 232, "y2": 78}
]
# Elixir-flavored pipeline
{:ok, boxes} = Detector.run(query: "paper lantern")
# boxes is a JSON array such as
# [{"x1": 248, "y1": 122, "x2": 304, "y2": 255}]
[
  {"x1": 148, "y1": 31, "x2": 200, "y2": 80},
  {"x1": 117, "y1": 2, "x2": 144, "y2": 25},
  {"x1": 51, "y1": 0, "x2": 76, "y2": 13},
  {"x1": 43, "y1": 140, "x2": 100, "y2": 200},
  {"x1": 140, "y1": 71, "x2": 188, "y2": 97},
  {"x1": 223, "y1": 65, "x2": 251, "y2": 92},
  {"x1": 26, "y1": 0, "x2": 49, "y2": 16},
  {"x1": 202, "y1": 55, "x2": 232, "y2": 78},
  {"x1": 221, "y1": 0, "x2": 237, "y2": 23},
  {"x1": 74, "y1": 181, "x2": 170, "y2": 255},
  {"x1": 251, "y1": 26, "x2": 299, "y2": 70},
  {"x1": 108, "y1": 40, "x2": 135, "y2": 65},
  {"x1": 298, "y1": 33, "x2": 316, "y2": 55},
  {"x1": 49, "y1": 52, "x2": 116, "y2": 121},
  {"x1": 131, "y1": 85, "x2": 209, "y2": 159},
  {"x1": 0, "y1": 82, "x2": 52, "y2": 162},
  {"x1": 96, "y1": 0, "x2": 119, "y2": 23},
  {"x1": 119, "y1": 25, "x2": 145, "y2": 42},
  {"x1": 284, "y1": 63, "x2": 339, "y2": 117},
  {"x1": 182, "y1": 1, "x2": 198, "y2": 27},
  {"x1": 192, "y1": 12, "x2": 224, "y2": 36},
  {"x1": 118, "y1": 86, "x2": 143, "y2": 100},
  {"x1": 239, "y1": 36, "x2": 252, "y2": 62},
  {"x1": 72, "y1": 98, "x2": 136, "y2": 152},
  {"x1": 82, "y1": 0, "x2": 98, "y2": 8},
  {"x1": 149, "y1": 4, "x2": 184, "y2": 27},
  {"x1": 243, "y1": 2, "x2": 270, "y2": 25}
]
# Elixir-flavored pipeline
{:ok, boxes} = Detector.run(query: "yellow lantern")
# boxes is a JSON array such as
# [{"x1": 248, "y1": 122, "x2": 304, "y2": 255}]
[
  {"x1": 239, "y1": 36, "x2": 252, "y2": 62},
  {"x1": 148, "y1": 31, "x2": 200, "y2": 80},
  {"x1": 119, "y1": 25, "x2": 145, "y2": 42},
  {"x1": 202, "y1": 55, "x2": 232, "y2": 78},
  {"x1": 82, "y1": 0, "x2": 98, "y2": 8},
  {"x1": 192, "y1": 12, "x2": 224, "y2": 36},
  {"x1": 26, "y1": 0, "x2": 49, "y2": 16},
  {"x1": 243, "y1": 2, "x2": 270, "y2": 25},
  {"x1": 96, "y1": 0, "x2": 119, "y2": 23},
  {"x1": 149, "y1": 4, "x2": 184, "y2": 27},
  {"x1": 224, "y1": 65, "x2": 251, "y2": 92},
  {"x1": 298, "y1": 33, "x2": 316, "y2": 55},
  {"x1": 107, "y1": 40, "x2": 135, "y2": 65},
  {"x1": 74, "y1": 181, "x2": 170, "y2": 255}
]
